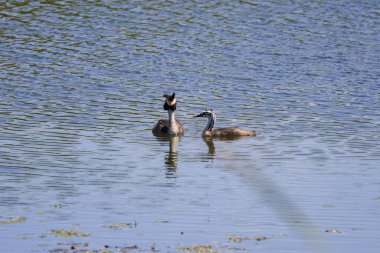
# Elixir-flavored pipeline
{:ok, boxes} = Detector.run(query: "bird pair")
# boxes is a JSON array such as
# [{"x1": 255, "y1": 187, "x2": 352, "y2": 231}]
[{"x1": 152, "y1": 93, "x2": 256, "y2": 138}]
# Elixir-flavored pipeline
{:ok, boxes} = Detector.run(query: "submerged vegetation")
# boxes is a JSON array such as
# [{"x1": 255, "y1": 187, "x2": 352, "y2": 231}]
[
  {"x1": 49, "y1": 229, "x2": 91, "y2": 238},
  {"x1": 177, "y1": 244, "x2": 217, "y2": 253},
  {"x1": 104, "y1": 222, "x2": 136, "y2": 230},
  {"x1": 177, "y1": 243, "x2": 253, "y2": 253},
  {"x1": 177, "y1": 235, "x2": 272, "y2": 253},
  {"x1": 325, "y1": 229, "x2": 342, "y2": 234},
  {"x1": 227, "y1": 235, "x2": 270, "y2": 243},
  {"x1": 0, "y1": 216, "x2": 27, "y2": 224}
]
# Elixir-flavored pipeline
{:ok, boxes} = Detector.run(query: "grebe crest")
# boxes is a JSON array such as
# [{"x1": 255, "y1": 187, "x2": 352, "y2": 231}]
[{"x1": 163, "y1": 92, "x2": 177, "y2": 111}]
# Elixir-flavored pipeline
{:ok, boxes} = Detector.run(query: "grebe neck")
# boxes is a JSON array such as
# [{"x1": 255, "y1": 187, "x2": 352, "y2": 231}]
[
  {"x1": 202, "y1": 112, "x2": 215, "y2": 136},
  {"x1": 168, "y1": 110, "x2": 179, "y2": 135}
]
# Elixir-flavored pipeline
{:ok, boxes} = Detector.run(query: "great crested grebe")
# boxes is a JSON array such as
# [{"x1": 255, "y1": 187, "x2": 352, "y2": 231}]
[
  {"x1": 152, "y1": 92, "x2": 184, "y2": 136},
  {"x1": 194, "y1": 109, "x2": 256, "y2": 138}
]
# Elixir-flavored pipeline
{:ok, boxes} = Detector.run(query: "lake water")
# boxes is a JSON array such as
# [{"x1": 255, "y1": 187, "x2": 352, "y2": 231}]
[{"x1": 1, "y1": 1, "x2": 379, "y2": 252}]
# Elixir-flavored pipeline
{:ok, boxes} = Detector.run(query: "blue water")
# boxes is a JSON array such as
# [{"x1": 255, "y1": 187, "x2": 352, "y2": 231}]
[{"x1": 1, "y1": 1, "x2": 379, "y2": 252}]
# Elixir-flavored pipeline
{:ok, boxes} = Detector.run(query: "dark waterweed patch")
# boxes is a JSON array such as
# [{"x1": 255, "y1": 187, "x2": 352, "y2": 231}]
[
  {"x1": 48, "y1": 243, "x2": 153, "y2": 253},
  {"x1": 70, "y1": 242, "x2": 90, "y2": 251},
  {"x1": 49, "y1": 248, "x2": 111, "y2": 253},
  {"x1": 0, "y1": 216, "x2": 27, "y2": 224},
  {"x1": 117, "y1": 245, "x2": 139, "y2": 252},
  {"x1": 177, "y1": 243, "x2": 249, "y2": 253},
  {"x1": 105, "y1": 222, "x2": 136, "y2": 230},
  {"x1": 177, "y1": 244, "x2": 217, "y2": 253},
  {"x1": 155, "y1": 220, "x2": 171, "y2": 224},
  {"x1": 17, "y1": 236, "x2": 32, "y2": 240},
  {"x1": 227, "y1": 246, "x2": 249, "y2": 251},
  {"x1": 175, "y1": 233, "x2": 274, "y2": 253},
  {"x1": 227, "y1": 235, "x2": 270, "y2": 243},
  {"x1": 49, "y1": 229, "x2": 91, "y2": 237}
]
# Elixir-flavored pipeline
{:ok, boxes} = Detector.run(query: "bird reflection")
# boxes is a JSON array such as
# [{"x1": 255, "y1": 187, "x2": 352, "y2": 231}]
[
  {"x1": 203, "y1": 137, "x2": 216, "y2": 157},
  {"x1": 154, "y1": 135, "x2": 180, "y2": 178},
  {"x1": 203, "y1": 136, "x2": 248, "y2": 157}
]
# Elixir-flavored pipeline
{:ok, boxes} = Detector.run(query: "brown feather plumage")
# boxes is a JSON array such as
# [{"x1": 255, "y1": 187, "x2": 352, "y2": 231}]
[
  {"x1": 152, "y1": 119, "x2": 184, "y2": 135},
  {"x1": 209, "y1": 127, "x2": 256, "y2": 137}
]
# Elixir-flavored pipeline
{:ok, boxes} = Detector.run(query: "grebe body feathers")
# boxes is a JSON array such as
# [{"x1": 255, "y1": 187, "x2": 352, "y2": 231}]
[{"x1": 153, "y1": 118, "x2": 184, "y2": 135}]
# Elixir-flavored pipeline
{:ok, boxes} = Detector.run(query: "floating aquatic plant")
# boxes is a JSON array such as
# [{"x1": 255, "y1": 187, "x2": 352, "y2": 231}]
[
  {"x1": 325, "y1": 229, "x2": 342, "y2": 233},
  {"x1": 105, "y1": 222, "x2": 135, "y2": 230},
  {"x1": 17, "y1": 236, "x2": 31, "y2": 240},
  {"x1": 49, "y1": 228, "x2": 91, "y2": 237},
  {"x1": 177, "y1": 244, "x2": 217, "y2": 253},
  {"x1": 0, "y1": 216, "x2": 27, "y2": 224},
  {"x1": 155, "y1": 220, "x2": 171, "y2": 224},
  {"x1": 227, "y1": 235, "x2": 269, "y2": 243},
  {"x1": 118, "y1": 245, "x2": 138, "y2": 253},
  {"x1": 227, "y1": 246, "x2": 249, "y2": 251}
]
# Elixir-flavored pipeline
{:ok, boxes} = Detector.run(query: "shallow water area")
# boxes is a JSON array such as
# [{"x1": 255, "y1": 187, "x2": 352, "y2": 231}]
[{"x1": 1, "y1": 1, "x2": 380, "y2": 252}]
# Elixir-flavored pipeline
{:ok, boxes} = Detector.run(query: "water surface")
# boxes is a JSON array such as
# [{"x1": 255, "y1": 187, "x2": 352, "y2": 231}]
[{"x1": 1, "y1": 1, "x2": 379, "y2": 252}]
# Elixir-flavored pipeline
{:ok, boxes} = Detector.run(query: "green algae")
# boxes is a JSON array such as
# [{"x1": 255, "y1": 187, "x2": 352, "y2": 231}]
[
  {"x1": 227, "y1": 235, "x2": 270, "y2": 243},
  {"x1": 325, "y1": 229, "x2": 342, "y2": 233},
  {"x1": 105, "y1": 222, "x2": 135, "y2": 230},
  {"x1": 0, "y1": 216, "x2": 27, "y2": 224},
  {"x1": 177, "y1": 244, "x2": 217, "y2": 253},
  {"x1": 17, "y1": 236, "x2": 32, "y2": 240},
  {"x1": 49, "y1": 229, "x2": 91, "y2": 237}
]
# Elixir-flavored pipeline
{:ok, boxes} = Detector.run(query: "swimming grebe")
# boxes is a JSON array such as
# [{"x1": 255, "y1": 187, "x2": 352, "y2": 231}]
[
  {"x1": 152, "y1": 92, "x2": 184, "y2": 136},
  {"x1": 194, "y1": 109, "x2": 256, "y2": 138}
]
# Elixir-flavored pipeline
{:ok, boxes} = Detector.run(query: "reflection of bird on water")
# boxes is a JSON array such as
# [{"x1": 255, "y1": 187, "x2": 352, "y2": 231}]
[
  {"x1": 154, "y1": 135, "x2": 180, "y2": 178},
  {"x1": 152, "y1": 93, "x2": 184, "y2": 136},
  {"x1": 194, "y1": 109, "x2": 256, "y2": 138},
  {"x1": 203, "y1": 135, "x2": 249, "y2": 157},
  {"x1": 203, "y1": 137, "x2": 216, "y2": 157}
]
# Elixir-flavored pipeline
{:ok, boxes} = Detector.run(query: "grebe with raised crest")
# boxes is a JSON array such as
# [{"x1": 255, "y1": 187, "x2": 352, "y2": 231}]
[{"x1": 152, "y1": 92, "x2": 184, "y2": 136}]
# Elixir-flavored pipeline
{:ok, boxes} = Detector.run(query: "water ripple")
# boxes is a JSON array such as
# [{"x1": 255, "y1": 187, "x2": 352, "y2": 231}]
[{"x1": 1, "y1": 1, "x2": 379, "y2": 252}]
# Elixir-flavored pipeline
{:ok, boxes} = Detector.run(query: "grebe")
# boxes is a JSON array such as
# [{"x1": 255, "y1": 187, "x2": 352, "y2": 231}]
[
  {"x1": 194, "y1": 109, "x2": 256, "y2": 138},
  {"x1": 152, "y1": 92, "x2": 184, "y2": 136}
]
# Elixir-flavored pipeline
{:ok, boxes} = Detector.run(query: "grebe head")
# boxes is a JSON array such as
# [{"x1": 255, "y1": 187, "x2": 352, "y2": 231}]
[
  {"x1": 194, "y1": 109, "x2": 216, "y2": 133},
  {"x1": 163, "y1": 92, "x2": 177, "y2": 111},
  {"x1": 194, "y1": 109, "x2": 215, "y2": 118}
]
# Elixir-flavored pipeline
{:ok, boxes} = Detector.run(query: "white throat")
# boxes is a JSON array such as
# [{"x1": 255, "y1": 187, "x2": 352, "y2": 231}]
[{"x1": 168, "y1": 110, "x2": 179, "y2": 135}]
